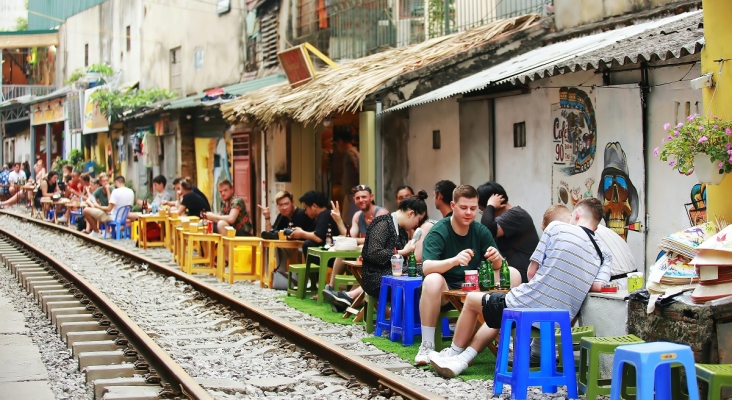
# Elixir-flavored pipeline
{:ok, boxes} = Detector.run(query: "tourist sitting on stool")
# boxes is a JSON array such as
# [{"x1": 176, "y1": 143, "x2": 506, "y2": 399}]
[
  {"x1": 176, "y1": 178, "x2": 210, "y2": 218},
  {"x1": 204, "y1": 180, "x2": 252, "y2": 236},
  {"x1": 128, "y1": 175, "x2": 172, "y2": 221},
  {"x1": 85, "y1": 176, "x2": 135, "y2": 239},
  {"x1": 415, "y1": 185, "x2": 522, "y2": 366},
  {"x1": 428, "y1": 198, "x2": 612, "y2": 378},
  {"x1": 361, "y1": 190, "x2": 428, "y2": 299},
  {"x1": 258, "y1": 190, "x2": 315, "y2": 290}
]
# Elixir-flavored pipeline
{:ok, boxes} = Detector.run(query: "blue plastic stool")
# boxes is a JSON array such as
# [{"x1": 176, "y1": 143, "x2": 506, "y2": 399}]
[
  {"x1": 69, "y1": 209, "x2": 83, "y2": 226},
  {"x1": 610, "y1": 342, "x2": 700, "y2": 400},
  {"x1": 375, "y1": 275, "x2": 395, "y2": 337},
  {"x1": 494, "y1": 308, "x2": 578, "y2": 400},
  {"x1": 388, "y1": 276, "x2": 422, "y2": 346}
]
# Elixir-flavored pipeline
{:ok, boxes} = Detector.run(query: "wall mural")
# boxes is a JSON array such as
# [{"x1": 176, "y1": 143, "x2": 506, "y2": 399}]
[
  {"x1": 552, "y1": 87, "x2": 642, "y2": 242},
  {"x1": 596, "y1": 142, "x2": 641, "y2": 240},
  {"x1": 685, "y1": 183, "x2": 707, "y2": 226},
  {"x1": 195, "y1": 136, "x2": 232, "y2": 213}
]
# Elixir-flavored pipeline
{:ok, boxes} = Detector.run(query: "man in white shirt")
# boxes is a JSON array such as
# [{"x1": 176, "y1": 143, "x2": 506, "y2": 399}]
[
  {"x1": 86, "y1": 176, "x2": 135, "y2": 239},
  {"x1": 8, "y1": 162, "x2": 27, "y2": 196},
  {"x1": 594, "y1": 224, "x2": 637, "y2": 290}
]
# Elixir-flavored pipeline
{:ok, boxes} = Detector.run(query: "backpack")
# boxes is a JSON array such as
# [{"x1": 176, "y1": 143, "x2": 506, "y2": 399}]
[{"x1": 146, "y1": 222, "x2": 161, "y2": 242}]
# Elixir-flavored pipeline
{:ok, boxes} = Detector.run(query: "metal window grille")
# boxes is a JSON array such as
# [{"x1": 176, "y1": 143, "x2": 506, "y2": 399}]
[
  {"x1": 169, "y1": 47, "x2": 182, "y2": 95},
  {"x1": 126, "y1": 26, "x2": 131, "y2": 51},
  {"x1": 260, "y1": 4, "x2": 280, "y2": 68},
  {"x1": 66, "y1": 91, "x2": 83, "y2": 133}
]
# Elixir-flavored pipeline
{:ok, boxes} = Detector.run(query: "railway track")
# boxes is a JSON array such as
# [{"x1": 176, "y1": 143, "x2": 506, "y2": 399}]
[{"x1": 0, "y1": 210, "x2": 446, "y2": 400}]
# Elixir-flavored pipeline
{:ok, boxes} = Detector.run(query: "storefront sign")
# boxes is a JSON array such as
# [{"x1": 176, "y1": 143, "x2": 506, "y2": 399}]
[
  {"x1": 83, "y1": 86, "x2": 109, "y2": 134},
  {"x1": 278, "y1": 45, "x2": 317, "y2": 88},
  {"x1": 31, "y1": 99, "x2": 65, "y2": 125}
]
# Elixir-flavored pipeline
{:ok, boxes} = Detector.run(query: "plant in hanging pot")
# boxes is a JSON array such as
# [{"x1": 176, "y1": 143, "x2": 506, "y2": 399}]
[{"x1": 655, "y1": 114, "x2": 732, "y2": 184}]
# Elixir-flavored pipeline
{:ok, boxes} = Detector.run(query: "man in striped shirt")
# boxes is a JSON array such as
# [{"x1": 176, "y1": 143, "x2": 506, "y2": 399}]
[
  {"x1": 429, "y1": 197, "x2": 612, "y2": 378},
  {"x1": 594, "y1": 224, "x2": 636, "y2": 290}
]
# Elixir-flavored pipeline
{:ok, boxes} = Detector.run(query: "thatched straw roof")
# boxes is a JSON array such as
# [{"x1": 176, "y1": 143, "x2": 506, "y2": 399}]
[{"x1": 221, "y1": 14, "x2": 539, "y2": 125}]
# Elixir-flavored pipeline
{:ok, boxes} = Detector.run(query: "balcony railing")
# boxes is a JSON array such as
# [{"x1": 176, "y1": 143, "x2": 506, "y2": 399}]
[
  {"x1": 297, "y1": 0, "x2": 546, "y2": 61},
  {"x1": 1, "y1": 85, "x2": 57, "y2": 102}
]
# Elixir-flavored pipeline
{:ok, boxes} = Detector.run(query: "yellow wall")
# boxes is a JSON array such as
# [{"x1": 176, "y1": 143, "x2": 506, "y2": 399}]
[
  {"x1": 702, "y1": 0, "x2": 732, "y2": 223},
  {"x1": 359, "y1": 111, "x2": 376, "y2": 197}
]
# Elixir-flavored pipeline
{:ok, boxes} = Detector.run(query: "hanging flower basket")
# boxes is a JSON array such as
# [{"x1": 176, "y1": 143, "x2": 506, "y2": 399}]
[
  {"x1": 693, "y1": 154, "x2": 727, "y2": 185},
  {"x1": 655, "y1": 114, "x2": 732, "y2": 185}
]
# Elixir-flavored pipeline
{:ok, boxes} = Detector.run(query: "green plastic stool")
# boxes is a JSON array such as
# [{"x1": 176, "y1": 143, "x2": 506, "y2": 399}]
[
  {"x1": 364, "y1": 295, "x2": 377, "y2": 334},
  {"x1": 287, "y1": 264, "x2": 319, "y2": 299},
  {"x1": 579, "y1": 334, "x2": 644, "y2": 400},
  {"x1": 696, "y1": 364, "x2": 732, "y2": 400},
  {"x1": 333, "y1": 274, "x2": 358, "y2": 291},
  {"x1": 434, "y1": 310, "x2": 461, "y2": 351},
  {"x1": 557, "y1": 325, "x2": 596, "y2": 371}
]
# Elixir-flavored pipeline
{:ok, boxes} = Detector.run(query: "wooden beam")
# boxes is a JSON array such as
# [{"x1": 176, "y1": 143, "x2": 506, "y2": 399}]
[{"x1": 0, "y1": 33, "x2": 59, "y2": 49}]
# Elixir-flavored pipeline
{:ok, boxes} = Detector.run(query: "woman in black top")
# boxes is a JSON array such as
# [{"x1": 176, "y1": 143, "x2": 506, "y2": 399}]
[{"x1": 361, "y1": 190, "x2": 428, "y2": 298}]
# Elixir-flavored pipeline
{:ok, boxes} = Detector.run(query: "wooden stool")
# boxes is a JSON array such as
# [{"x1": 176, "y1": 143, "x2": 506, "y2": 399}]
[
  {"x1": 218, "y1": 236, "x2": 264, "y2": 284},
  {"x1": 183, "y1": 229, "x2": 220, "y2": 276}
]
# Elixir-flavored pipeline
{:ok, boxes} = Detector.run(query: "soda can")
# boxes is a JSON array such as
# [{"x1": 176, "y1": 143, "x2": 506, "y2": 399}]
[{"x1": 207, "y1": 221, "x2": 214, "y2": 234}]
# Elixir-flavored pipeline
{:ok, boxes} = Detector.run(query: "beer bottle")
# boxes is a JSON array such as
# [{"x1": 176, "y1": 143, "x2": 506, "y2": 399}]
[
  {"x1": 499, "y1": 259, "x2": 511, "y2": 289},
  {"x1": 141, "y1": 200, "x2": 148, "y2": 215},
  {"x1": 408, "y1": 251, "x2": 417, "y2": 277},
  {"x1": 487, "y1": 262, "x2": 496, "y2": 289},
  {"x1": 478, "y1": 260, "x2": 489, "y2": 290},
  {"x1": 325, "y1": 224, "x2": 333, "y2": 247}
]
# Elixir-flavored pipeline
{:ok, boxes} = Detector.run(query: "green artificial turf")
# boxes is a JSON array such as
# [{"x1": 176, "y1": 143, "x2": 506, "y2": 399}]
[
  {"x1": 279, "y1": 295, "x2": 495, "y2": 381},
  {"x1": 362, "y1": 336, "x2": 495, "y2": 381},
  {"x1": 278, "y1": 295, "x2": 361, "y2": 326}
]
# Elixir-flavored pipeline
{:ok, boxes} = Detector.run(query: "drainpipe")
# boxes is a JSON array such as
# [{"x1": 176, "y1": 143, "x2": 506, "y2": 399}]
[
  {"x1": 640, "y1": 62, "x2": 650, "y2": 269},
  {"x1": 374, "y1": 99, "x2": 383, "y2": 206},
  {"x1": 45, "y1": 122, "x2": 52, "y2": 172}
]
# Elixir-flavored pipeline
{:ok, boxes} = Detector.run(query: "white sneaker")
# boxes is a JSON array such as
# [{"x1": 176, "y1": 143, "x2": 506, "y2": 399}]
[
  {"x1": 428, "y1": 346, "x2": 463, "y2": 361},
  {"x1": 89, "y1": 231, "x2": 103, "y2": 239},
  {"x1": 57, "y1": 216, "x2": 67, "y2": 223},
  {"x1": 414, "y1": 342, "x2": 434, "y2": 366},
  {"x1": 430, "y1": 354, "x2": 469, "y2": 378}
]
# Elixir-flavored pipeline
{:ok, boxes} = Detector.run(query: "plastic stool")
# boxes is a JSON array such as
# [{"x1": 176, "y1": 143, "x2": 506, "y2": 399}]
[
  {"x1": 610, "y1": 342, "x2": 700, "y2": 400},
  {"x1": 494, "y1": 308, "x2": 578, "y2": 400},
  {"x1": 557, "y1": 325, "x2": 595, "y2": 371},
  {"x1": 434, "y1": 309, "x2": 461, "y2": 351},
  {"x1": 286, "y1": 264, "x2": 318, "y2": 299},
  {"x1": 388, "y1": 276, "x2": 422, "y2": 346},
  {"x1": 579, "y1": 334, "x2": 644, "y2": 400},
  {"x1": 364, "y1": 295, "x2": 377, "y2": 334},
  {"x1": 375, "y1": 276, "x2": 395, "y2": 337},
  {"x1": 333, "y1": 274, "x2": 358, "y2": 291},
  {"x1": 696, "y1": 364, "x2": 732, "y2": 400}
]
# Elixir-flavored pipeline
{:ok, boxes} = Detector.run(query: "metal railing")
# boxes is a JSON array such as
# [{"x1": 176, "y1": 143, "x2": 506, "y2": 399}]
[
  {"x1": 297, "y1": 0, "x2": 546, "y2": 61},
  {"x1": 0, "y1": 84, "x2": 57, "y2": 102}
]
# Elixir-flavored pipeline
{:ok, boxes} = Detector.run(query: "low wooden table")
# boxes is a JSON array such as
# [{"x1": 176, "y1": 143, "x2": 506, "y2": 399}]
[
  {"x1": 442, "y1": 288, "x2": 509, "y2": 355},
  {"x1": 52, "y1": 198, "x2": 71, "y2": 224},
  {"x1": 137, "y1": 214, "x2": 168, "y2": 249},
  {"x1": 39, "y1": 198, "x2": 53, "y2": 220},
  {"x1": 217, "y1": 236, "x2": 264, "y2": 285},
  {"x1": 261, "y1": 239, "x2": 304, "y2": 289}
]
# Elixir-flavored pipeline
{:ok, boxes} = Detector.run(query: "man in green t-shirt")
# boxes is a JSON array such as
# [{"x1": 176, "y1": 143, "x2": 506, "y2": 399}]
[{"x1": 415, "y1": 184, "x2": 521, "y2": 366}]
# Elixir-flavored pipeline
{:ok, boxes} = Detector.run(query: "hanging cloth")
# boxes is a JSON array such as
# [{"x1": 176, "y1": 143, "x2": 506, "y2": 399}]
[{"x1": 117, "y1": 135, "x2": 126, "y2": 162}]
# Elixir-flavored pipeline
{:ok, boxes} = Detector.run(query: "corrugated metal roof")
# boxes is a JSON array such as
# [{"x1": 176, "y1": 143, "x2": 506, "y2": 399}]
[
  {"x1": 29, "y1": 0, "x2": 107, "y2": 30},
  {"x1": 383, "y1": 10, "x2": 703, "y2": 113},
  {"x1": 165, "y1": 74, "x2": 286, "y2": 110}
]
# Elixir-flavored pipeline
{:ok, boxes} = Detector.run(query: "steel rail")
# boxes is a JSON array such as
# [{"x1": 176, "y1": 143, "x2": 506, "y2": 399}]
[
  {"x1": 0, "y1": 221, "x2": 213, "y2": 400},
  {"x1": 1, "y1": 211, "x2": 445, "y2": 400}
]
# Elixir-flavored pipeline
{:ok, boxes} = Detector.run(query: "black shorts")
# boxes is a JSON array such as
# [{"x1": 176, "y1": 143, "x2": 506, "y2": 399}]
[{"x1": 482, "y1": 292, "x2": 507, "y2": 329}]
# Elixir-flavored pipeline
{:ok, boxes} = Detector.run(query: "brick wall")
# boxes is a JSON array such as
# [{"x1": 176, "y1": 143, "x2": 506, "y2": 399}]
[{"x1": 179, "y1": 120, "x2": 196, "y2": 183}]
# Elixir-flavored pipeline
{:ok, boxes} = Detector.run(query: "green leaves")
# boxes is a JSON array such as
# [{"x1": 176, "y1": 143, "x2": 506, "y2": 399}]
[
  {"x1": 66, "y1": 63, "x2": 115, "y2": 84},
  {"x1": 89, "y1": 87, "x2": 178, "y2": 124},
  {"x1": 658, "y1": 115, "x2": 732, "y2": 175}
]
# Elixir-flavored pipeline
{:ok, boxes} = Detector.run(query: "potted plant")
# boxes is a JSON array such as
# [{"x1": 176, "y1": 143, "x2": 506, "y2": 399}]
[{"x1": 655, "y1": 114, "x2": 732, "y2": 184}]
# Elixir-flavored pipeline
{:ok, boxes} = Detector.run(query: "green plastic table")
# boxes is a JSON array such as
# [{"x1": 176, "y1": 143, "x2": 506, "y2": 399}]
[{"x1": 306, "y1": 247, "x2": 361, "y2": 305}]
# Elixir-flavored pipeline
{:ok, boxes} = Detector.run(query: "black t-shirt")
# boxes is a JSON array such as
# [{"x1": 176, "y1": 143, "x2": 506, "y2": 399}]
[
  {"x1": 494, "y1": 206, "x2": 539, "y2": 283},
  {"x1": 181, "y1": 192, "x2": 211, "y2": 218},
  {"x1": 273, "y1": 207, "x2": 315, "y2": 231},
  {"x1": 302, "y1": 209, "x2": 336, "y2": 256},
  {"x1": 192, "y1": 186, "x2": 211, "y2": 210}
]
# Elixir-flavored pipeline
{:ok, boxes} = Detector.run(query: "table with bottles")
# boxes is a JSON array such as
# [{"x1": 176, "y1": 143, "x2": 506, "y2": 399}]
[{"x1": 306, "y1": 247, "x2": 362, "y2": 305}]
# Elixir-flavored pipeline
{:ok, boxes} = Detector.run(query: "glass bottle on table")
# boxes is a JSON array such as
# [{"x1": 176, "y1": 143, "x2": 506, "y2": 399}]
[
  {"x1": 478, "y1": 260, "x2": 490, "y2": 291},
  {"x1": 407, "y1": 251, "x2": 417, "y2": 277},
  {"x1": 499, "y1": 259, "x2": 511, "y2": 289},
  {"x1": 325, "y1": 224, "x2": 333, "y2": 248}
]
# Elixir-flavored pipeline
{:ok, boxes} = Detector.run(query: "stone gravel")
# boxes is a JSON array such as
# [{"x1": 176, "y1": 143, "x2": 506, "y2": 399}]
[
  {"x1": 0, "y1": 211, "x2": 577, "y2": 400},
  {"x1": 0, "y1": 251, "x2": 88, "y2": 399}
]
